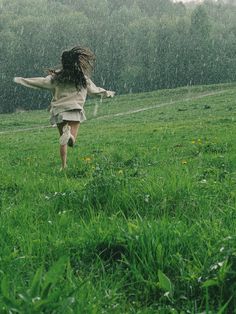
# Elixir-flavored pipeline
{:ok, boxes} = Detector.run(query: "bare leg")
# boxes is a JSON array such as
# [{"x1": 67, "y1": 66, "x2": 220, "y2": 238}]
[
  {"x1": 60, "y1": 144, "x2": 67, "y2": 169},
  {"x1": 57, "y1": 122, "x2": 68, "y2": 169},
  {"x1": 57, "y1": 121, "x2": 80, "y2": 169},
  {"x1": 67, "y1": 121, "x2": 80, "y2": 146}
]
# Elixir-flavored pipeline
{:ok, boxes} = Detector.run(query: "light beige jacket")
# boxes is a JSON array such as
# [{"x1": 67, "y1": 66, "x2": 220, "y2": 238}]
[{"x1": 14, "y1": 75, "x2": 115, "y2": 115}]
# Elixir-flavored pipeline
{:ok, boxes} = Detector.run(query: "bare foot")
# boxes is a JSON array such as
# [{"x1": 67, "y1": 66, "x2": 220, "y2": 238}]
[{"x1": 59, "y1": 165, "x2": 67, "y2": 172}]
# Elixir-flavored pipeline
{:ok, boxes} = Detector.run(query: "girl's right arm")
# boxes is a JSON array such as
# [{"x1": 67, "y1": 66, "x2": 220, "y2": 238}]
[{"x1": 13, "y1": 75, "x2": 54, "y2": 90}]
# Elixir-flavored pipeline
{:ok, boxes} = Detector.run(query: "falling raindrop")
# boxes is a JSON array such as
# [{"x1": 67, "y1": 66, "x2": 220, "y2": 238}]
[{"x1": 20, "y1": 25, "x2": 24, "y2": 36}]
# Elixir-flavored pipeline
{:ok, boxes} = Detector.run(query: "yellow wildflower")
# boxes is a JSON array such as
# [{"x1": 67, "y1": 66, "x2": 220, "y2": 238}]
[{"x1": 84, "y1": 157, "x2": 92, "y2": 163}]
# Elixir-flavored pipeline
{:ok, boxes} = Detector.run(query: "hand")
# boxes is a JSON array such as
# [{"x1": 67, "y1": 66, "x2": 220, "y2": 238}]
[
  {"x1": 107, "y1": 91, "x2": 115, "y2": 98},
  {"x1": 13, "y1": 77, "x2": 22, "y2": 84}
]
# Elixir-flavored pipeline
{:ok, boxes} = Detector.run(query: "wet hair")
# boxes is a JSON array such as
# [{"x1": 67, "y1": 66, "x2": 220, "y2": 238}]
[{"x1": 49, "y1": 46, "x2": 95, "y2": 89}]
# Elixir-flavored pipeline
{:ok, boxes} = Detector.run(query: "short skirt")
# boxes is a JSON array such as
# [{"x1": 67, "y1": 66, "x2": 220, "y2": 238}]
[{"x1": 50, "y1": 109, "x2": 86, "y2": 125}]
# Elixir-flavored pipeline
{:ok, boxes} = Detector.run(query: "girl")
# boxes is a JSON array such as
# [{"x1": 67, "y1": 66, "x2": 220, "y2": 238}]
[{"x1": 14, "y1": 46, "x2": 115, "y2": 170}]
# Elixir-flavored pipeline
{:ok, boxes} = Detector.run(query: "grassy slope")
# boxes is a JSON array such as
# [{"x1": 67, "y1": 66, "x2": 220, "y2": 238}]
[{"x1": 0, "y1": 83, "x2": 236, "y2": 313}]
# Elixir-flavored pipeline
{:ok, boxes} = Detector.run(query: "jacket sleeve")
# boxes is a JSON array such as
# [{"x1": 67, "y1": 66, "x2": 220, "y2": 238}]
[
  {"x1": 86, "y1": 78, "x2": 115, "y2": 98},
  {"x1": 13, "y1": 75, "x2": 54, "y2": 90}
]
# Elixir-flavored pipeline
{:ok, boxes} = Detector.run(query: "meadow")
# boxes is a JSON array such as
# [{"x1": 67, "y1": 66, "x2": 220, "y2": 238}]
[{"x1": 0, "y1": 83, "x2": 236, "y2": 313}]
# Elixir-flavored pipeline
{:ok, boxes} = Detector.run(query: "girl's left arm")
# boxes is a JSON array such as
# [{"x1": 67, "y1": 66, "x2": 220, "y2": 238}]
[
  {"x1": 13, "y1": 75, "x2": 54, "y2": 90},
  {"x1": 87, "y1": 78, "x2": 115, "y2": 98}
]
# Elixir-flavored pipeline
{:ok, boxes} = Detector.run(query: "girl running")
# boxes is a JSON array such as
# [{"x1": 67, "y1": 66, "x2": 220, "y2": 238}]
[{"x1": 14, "y1": 46, "x2": 115, "y2": 170}]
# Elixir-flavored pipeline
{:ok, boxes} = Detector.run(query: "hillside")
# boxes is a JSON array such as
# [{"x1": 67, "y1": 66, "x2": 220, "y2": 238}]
[{"x1": 0, "y1": 84, "x2": 236, "y2": 312}]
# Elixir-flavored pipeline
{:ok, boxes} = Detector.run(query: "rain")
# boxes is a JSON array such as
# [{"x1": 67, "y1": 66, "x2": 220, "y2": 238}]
[
  {"x1": 0, "y1": 0, "x2": 236, "y2": 313},
  {"x1": 0, "y1": 0, "x2": 236, "y2": 113}
]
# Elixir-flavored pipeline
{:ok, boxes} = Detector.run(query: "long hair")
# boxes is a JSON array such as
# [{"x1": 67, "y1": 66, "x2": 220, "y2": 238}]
[{"x1": 50, "y1": 46, "x2": 95, "y2": 90}]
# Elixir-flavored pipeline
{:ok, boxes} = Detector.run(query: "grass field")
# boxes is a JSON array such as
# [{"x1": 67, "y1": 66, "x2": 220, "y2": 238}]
[{"x1": 0, "y1": 83, "x2": 236, "y2": 313}]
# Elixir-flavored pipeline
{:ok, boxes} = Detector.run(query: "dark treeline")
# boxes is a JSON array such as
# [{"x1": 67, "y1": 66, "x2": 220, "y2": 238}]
[{"x1": 0, "y1": 0, "x2": 235, "y2": 113}]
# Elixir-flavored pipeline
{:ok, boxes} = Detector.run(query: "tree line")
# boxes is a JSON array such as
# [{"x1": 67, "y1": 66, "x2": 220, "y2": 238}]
[{"x1": 0, "y1": 0, "x2": 235, "y2": 113}]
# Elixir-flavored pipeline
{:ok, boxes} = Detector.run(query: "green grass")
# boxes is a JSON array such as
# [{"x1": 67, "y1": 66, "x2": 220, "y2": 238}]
[{"x1": 0, "y1": 83, "x2": 236, "y2": 313}]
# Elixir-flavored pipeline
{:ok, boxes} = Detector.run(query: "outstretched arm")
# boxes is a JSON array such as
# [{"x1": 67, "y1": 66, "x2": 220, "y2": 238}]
[
  {"x1": 87, "y1": 78, "x2": 115, "y2": 98},
  {"x1": 13, "y1": 75, "x2": 54, "y2": 90}
]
